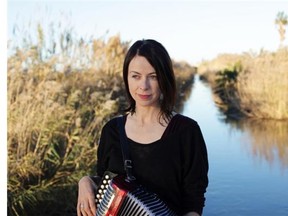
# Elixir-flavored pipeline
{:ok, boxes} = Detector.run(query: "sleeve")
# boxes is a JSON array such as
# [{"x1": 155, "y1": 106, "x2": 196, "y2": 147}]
[
  {"x1": 96, "y1": 122, "x2": 112, "y2": 177},
  {"x1": 181, "y1": 121, "x2": 209, "y2": 215},
  {"x1": 96, "y1": 117, "x2": 124, "y2": 177}
]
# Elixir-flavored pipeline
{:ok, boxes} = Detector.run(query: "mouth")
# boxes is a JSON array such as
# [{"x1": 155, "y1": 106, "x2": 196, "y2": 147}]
[{"x1": 138, "y1": 94, "x2": 151, "y2": 100}]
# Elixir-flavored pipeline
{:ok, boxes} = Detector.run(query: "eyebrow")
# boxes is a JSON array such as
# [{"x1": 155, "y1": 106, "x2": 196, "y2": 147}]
[{"x1": 129, "y1": 71, "x2": 156, "y2": 75}]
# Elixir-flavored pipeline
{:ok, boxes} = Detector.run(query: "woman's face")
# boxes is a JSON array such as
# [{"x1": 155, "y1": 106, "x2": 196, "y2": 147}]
[{"x1": 127, "y1": 55, "x2": 161, "y2": 109}]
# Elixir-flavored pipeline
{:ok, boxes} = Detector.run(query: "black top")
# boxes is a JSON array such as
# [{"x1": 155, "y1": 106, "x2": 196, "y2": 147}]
[{"x1": 97, "y1": 114, "x2": 209, "y2": 215}]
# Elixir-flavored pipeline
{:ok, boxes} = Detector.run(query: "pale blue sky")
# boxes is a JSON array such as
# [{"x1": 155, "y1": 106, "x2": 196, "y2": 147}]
[{"x1": 8, "y1": 1, "x2": 288, "y2": 65}]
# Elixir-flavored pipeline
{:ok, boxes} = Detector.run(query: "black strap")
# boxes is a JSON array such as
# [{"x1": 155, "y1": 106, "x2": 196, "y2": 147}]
[{"x1": 117, "y1": 116, "x2": 136, "y2": 182}]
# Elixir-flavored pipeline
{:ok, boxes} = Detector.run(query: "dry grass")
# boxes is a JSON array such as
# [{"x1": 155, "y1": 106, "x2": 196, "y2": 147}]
[
  {"x1": 198, "y1": 47, "x2": 288, "y2": 120},
  {"x1": 197, "y1": 53, "x2": 245, "y2": 85},
  {"x1": 8, "y1": 31, "x2": 128, "y2": 215},
  {"x1": 173, "y1": 60, "x2": 197, "y2": 111},
  {"x1": 237, "y1": 48, "x2": 288, "y2": 119}
]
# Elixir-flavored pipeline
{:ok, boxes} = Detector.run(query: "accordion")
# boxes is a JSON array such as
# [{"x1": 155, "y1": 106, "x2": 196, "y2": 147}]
[{"x1": 95, "y1": 171, "x2": 177, "y2": 216}]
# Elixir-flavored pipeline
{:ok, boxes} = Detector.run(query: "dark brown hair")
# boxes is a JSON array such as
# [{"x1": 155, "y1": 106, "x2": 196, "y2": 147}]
[{"x1": 123, "y1": 39, "x2": 176, "y2": 123}]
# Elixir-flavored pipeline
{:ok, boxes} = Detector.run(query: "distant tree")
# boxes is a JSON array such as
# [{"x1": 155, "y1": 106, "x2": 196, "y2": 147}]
[{"x1": 275, "y1": 11, "x2": 288, "y2": 46}]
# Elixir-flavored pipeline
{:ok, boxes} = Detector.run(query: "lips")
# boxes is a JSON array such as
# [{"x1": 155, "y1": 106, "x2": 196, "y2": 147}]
[{"x1": 138, "y1": 94, "x2": 151, "y2": 100}]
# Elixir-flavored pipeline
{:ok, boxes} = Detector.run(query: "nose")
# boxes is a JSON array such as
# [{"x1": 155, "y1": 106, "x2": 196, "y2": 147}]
[{"x1": 139, "y1": 77, "x2": 149, "y2": 90}]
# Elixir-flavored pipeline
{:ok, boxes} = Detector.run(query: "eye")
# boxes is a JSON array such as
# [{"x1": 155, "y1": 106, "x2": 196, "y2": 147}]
[
  {"x1": 150, "y1": 75, "x2": 157, "y2": 80},
  {"x1": 131, "y1": 74, "x2": 140, "y2": 79}
]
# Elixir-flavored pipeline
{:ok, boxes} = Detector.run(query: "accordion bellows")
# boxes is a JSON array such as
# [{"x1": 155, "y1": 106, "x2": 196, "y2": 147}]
[{"x1": 95, "y1": 171, "x2": 176, "y2": 216}]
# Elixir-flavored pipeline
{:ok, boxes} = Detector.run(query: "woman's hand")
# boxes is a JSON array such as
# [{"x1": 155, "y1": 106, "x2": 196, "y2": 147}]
[
  {"x1": 77, "y1": 176, "x2": 97, "y2": 216},
  {"x1": 183, "y1": 212, "x2": 200, "y2": 216}
]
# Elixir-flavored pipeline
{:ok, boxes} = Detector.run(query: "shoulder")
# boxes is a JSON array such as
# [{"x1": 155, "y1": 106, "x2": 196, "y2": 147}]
[
  {"x1": 101, "y1": 114, "x2": 126, "y2": 133},
  {"x1": 103, "y1": 115, "x2": 119, "y2": 127},
  {"x1": 173, "y1": 113, "x2": 199, "y2": 128},
  {"x1": 99, "y1": 115, "x2": 123, "y2": 144},
  {"x1": 164, "y1": 113, "x2": 201, "y2": 138},
  {"x1": 173, "y1": 114, "x2": 207, "y2": 150}
]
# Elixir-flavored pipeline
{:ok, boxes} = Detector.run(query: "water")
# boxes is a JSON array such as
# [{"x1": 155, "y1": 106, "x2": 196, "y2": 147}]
[{"x1": 182, "y1": 76, "x2": 288, "y2": 216}]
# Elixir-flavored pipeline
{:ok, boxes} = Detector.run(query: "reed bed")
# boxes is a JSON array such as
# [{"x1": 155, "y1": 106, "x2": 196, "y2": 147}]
[
  {"x1": 8, "y1": 34, "x2": 128, "y2": 215},
  {"x1": 198, "y1": 47, "x2": 288, "y2": 120},
  {"x1": 237, "y1": 48, "x2": 288, "y2": 119}
]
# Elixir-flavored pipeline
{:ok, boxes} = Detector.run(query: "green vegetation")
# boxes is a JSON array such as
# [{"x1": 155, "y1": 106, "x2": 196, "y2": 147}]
[{"x1": 7, "y1": 24, "x2": 195, "y2": 215}]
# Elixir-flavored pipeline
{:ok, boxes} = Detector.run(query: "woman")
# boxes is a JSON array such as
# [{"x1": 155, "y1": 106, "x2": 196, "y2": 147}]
[{"x1": 77, "y1": 39, "x2": 209, "y2": 216}]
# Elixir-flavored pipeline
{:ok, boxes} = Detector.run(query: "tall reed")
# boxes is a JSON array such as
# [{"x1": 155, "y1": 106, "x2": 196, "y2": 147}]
[
  {"x1": 198, "y1": 47, "x2": 288, "y2": 120},
  {"x1": 236, "y1": 48, "x2": 288, "y2": 119},
  {"x1": 8, "y1": 23, "x2": 128, "y2": 214}
]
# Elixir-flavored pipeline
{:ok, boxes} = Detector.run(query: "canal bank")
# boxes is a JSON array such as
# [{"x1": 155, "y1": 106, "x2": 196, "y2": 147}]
[{"x1": 182, "y1": 75, "x2": 288, "y2": 215}]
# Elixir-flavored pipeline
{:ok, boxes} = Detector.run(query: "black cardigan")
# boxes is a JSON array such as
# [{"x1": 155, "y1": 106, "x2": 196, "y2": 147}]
[{"x1": 96, "y1": 114, "x2": 209, "y2": 215}]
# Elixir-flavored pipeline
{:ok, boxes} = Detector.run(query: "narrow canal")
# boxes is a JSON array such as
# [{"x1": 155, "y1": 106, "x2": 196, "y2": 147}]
[{"x1": 181, "y1": 75, "x2": 288, "y2": 216}]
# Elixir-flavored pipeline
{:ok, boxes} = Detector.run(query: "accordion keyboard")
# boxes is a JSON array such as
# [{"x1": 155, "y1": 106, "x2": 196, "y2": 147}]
[
  {"x1": 95, "y1": 172, "x2": 117, "y2": 209},
  {"x1": 95, "y1": 172, "x2": 176, "y2": 216}
]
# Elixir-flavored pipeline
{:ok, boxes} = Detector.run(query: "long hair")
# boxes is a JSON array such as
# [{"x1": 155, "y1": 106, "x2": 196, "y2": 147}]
[{"x1": 123, "y1": 39, "x2": 176, "y2": 123}]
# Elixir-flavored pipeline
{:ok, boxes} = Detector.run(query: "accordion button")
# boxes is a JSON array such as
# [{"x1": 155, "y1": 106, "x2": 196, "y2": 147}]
[{"x1": 105, "y1": 175, "x2": 109, "y2": 179}]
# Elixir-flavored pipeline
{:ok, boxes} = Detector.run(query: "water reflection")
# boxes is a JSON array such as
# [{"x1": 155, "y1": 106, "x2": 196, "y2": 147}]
[
  {"x1": 182, "y1": 75, "x2": 288, "y2": 215},
  {"x1": 175, "y1": 76, "x2": 195, "y2": 113},
  {"x1": 184, "y1": 75, "x2": 288, "y2": 171},
  {"x1": 223, "y1": 118, "x2": 288, "y2": 170}
]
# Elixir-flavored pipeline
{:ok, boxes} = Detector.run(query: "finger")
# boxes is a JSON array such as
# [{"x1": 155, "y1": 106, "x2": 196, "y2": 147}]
[
  {"x1": 77, "y1": 204, "x2": 81, "y2": 216},
  {"x1": 85, "y1": 204, "x2": 95, "y2": 216},
  {"x1": 80, "y1": 203, "x2": 88, "y2": 216},
  {"x1": 88, "y1": 196, "x2": 97, "y2": 215},
  {"x1": 82, "y1": 202, "x2": 95, "y2": 216},
  {"x1": 77, "y1": 202, "x2": 83, "y2": 216}
]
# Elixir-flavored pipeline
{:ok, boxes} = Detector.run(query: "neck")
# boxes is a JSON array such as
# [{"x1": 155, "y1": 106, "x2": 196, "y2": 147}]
[{"x1": 132, "y1": 106, "x2": 161, "y2": 126}]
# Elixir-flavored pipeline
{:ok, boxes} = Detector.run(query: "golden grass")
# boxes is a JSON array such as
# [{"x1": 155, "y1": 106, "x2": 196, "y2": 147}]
[
  {"x1": 8, "y1": 70, "x2": 125, "y2": 214},
  {"x1": 7, "y1": 32, "x2": 127, "y2": 215},
  {"x1": 173, "y1": 60, "x2": 197, "y2": 111},
  {"x1": 198, "y1": 47, "x2": 288, "y2": 120},
  {"x1": 197, "y1": 53, "x2": 245, "y2": 85},
  {"x1": 237, "y1": 48, "x2": 288, "y2": 119}
]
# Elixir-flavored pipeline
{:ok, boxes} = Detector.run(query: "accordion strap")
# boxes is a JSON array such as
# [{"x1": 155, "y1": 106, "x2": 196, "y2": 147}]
[{"x1": 117, "y1": 115, "x2": 136, "y2": 182}]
